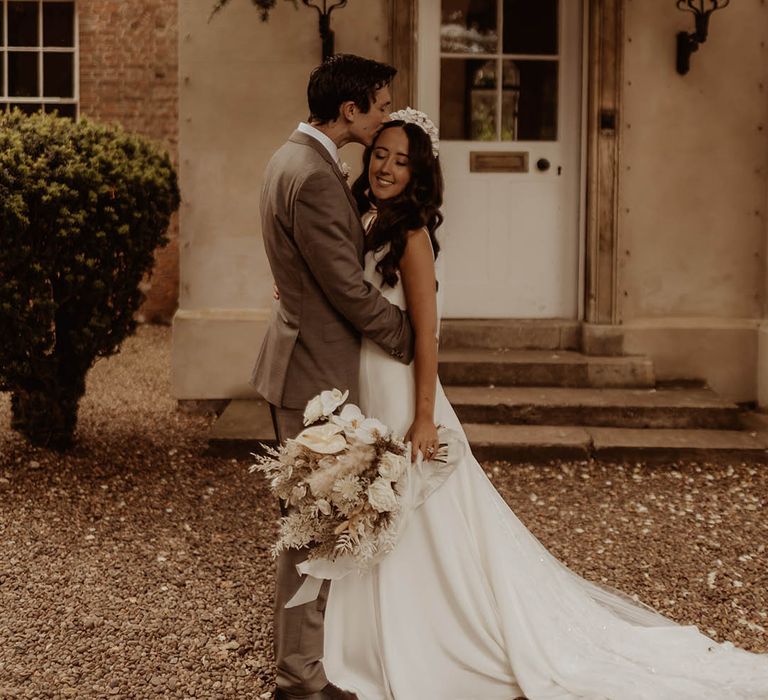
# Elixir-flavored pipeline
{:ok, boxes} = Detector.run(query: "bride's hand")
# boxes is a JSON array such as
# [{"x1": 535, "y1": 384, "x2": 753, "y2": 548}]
[{"x1": 405, "y1": 416, "x2": 439, "y2": 463}]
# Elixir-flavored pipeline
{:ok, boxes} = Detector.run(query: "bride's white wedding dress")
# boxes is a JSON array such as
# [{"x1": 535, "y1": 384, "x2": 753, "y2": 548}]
[{"x1": 322, "y1": 233, "x2": 768, "y2": 699}]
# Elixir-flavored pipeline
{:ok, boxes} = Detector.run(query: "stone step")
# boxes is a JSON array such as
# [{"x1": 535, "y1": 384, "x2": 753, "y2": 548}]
[
  {"x1": 206, "y1": 399, "x2": 276, "y2": 458},
  {"x1": 206, "y1": 401, "x2": 768, "y2": 465},
  {"x1": 439, "y1": 319, "x2": 580, "y2": 350},
  {"x1": 464, "y1": 424, "x2": 768, "y2": 463},
  {"x1": 444, "y1": 386, "x2": 741, "y2": 430},
  {"x1": 439, "y1": 349, "x2": 655, "y2": 388}
]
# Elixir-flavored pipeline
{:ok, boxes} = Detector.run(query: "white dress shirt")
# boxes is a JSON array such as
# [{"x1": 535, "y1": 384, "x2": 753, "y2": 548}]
[{"x1": 298, "y1": 121, "x2": 339, "y2": 164}]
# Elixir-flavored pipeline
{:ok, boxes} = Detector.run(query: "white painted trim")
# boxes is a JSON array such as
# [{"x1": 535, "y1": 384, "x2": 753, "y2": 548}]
[
  {"x1": 0, "y1": 0, "x2": 78, "y2": 115},
  {"x1": 174, "y1": 308, "x2": 272, "y2": 322},
  {"x1": 577, "y1": 0, "x2": 590, "y2": 322},
  {"x1": 415, "y1": 0, "x2": 438, "y2": 120},
  {"x1": 440, "y1": 53, "x2": 560, "y2": 61},
  {"x1": 72, "y1": 0, "x2": 78, "y2": 118},
  {"x1": 2, "y1": 2, "x2": 7, "y2": 96}
]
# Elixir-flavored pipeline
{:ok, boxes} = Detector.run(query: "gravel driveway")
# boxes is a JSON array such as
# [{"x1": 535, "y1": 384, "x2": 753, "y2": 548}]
[{"x1": 1, "y1": 324, "x2": 766, "y2": 698}]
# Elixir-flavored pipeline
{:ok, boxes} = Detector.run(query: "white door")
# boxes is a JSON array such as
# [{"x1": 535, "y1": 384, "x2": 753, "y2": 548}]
[{"x1": 417, "y1": 0, "x2": 583, "y2": 318}]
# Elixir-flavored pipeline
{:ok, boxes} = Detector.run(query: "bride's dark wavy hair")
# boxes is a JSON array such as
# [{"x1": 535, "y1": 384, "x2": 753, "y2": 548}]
[{"x1": 351, "y1": 120, "x2": 443, "y2": 288}]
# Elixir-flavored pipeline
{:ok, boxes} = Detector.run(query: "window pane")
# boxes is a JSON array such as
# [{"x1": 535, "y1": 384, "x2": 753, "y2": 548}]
[
  {"x1": 10, "y1": 102, "x2": 42, "y2": 115},
  {"x1": 503, "y1": 0, "x2": 558, "y2": 55},
  {"x1": 1, "y1": 53, "x2": 5, "y2": 95},
  {"x1": 8, "y1": 51, "x2": 38, "y2": 97},
  {"x1": 441, "y1": 0, "x2": 498, "y2": 54},
  {"x1": 44, "y1": 103, "x2": 76, "y2": 119},
  {"x1": 44, "y1": 2, "x2": 75, "y2": 47},
  {"x1": 441, "y1": 58, "x2": 497, "y2": 141},
  {"x1": 501, "y1": 60, "x2": 558, "y2": 141},
  {"x1": 8, "y1": 1, "x2": 39, "y2": 47},
  {"x1": 43, "y1": 52, "x2": 73, "y2": 97}
]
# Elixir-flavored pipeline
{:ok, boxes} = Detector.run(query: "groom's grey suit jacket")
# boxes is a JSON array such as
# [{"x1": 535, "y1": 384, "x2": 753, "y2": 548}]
[{"x1": 251, "y1": 130, "x2": 414, "y2": 410}]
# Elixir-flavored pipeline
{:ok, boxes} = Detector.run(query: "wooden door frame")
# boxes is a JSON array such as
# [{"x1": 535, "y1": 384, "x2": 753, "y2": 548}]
[
  {"x1": 584, "y1": 0, "x2": 623, "y2": 324},
  {"x1": 391, "y1": 0, "x2": 624, "y2": 324},
  {"x1": 390, "y1": 0, "x2": 418, "y2": 109}
]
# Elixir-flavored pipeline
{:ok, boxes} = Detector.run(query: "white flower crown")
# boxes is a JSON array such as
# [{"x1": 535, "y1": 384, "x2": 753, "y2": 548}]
[{"x1": 389, "y1": 107, "x2": 439, "y2": 158}]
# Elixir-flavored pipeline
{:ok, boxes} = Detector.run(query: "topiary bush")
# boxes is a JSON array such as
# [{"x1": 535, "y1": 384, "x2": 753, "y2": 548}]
[{"x1": 0, "y1": 110, "x2": 180, "y2": 450}]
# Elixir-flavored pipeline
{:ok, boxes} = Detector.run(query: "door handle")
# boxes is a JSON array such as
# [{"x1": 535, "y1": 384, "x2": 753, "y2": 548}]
[{"x1": 536, "y1": 158, "x2": 550, "y2": 172}]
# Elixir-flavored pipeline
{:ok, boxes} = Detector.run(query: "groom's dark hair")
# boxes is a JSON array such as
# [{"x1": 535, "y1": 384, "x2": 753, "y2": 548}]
[{"x1": 307, "y1": 54, "x2": 396, "y2": 124}]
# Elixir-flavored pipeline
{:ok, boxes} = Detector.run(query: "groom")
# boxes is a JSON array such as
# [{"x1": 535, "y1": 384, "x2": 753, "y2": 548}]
[{"x1": 251, "y1": 54, "x2": 414, "y2": 700}]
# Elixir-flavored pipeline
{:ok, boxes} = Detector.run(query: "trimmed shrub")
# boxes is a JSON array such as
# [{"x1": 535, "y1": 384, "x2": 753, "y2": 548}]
[{"x1": 0, "y1": 110, "x2": 180, "y2": 450}]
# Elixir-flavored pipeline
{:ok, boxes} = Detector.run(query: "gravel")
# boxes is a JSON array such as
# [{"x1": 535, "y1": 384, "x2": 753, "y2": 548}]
[{"x1": 0, "y1": 324, "x2": 765, "y2": 698}]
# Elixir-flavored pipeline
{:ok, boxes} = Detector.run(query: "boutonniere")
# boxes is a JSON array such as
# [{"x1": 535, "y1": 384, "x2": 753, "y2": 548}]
[{"x1": 339, "y1": 161, "x2": 351, "y2": 181}]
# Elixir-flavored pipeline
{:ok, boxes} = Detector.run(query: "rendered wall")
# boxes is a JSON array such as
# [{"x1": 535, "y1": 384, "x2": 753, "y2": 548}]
[
  {"x1": 617, "y1": 0, "x2": 768, "y2": 401},
  {"x1": 173, "y1": 0, "x2": 768, "y2": 403},
  {"x1": 759, "y1": 112, "x2": 768, "y2": 405},
  {"x1": 173, "y1": 0, "x2": 389, "y2": 399}
]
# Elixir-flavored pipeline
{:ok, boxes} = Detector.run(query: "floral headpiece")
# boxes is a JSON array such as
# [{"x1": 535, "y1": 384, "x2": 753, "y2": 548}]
[{"x1": 389, "y1": 107, "x2": 440, "y2": 158}]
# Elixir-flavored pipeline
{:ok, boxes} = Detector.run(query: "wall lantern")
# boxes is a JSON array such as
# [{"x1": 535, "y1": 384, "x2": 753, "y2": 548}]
[
  {"x1": 302, "y1": 1, "x2": 348, "y2": 61},
  {"x1": 210, "y1": 0, "x2": 347, "y2": 62},
  {"x1": 676, "y1": 0, "x2": 730, "y2": 75}
]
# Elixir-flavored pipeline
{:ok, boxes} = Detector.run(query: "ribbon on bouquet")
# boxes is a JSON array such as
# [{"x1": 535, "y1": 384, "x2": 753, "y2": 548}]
[
  {"x1": 285, "y1": 428, "x2": 466, "y2": 608},
  {"x1": 285, "y1": 573, "x2": 326, "y2": 609}
]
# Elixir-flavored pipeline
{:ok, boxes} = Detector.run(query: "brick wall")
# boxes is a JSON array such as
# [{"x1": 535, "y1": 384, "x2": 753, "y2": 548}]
[{"x1": 78, "y1": 0, "x2": 179, "y2": 324}]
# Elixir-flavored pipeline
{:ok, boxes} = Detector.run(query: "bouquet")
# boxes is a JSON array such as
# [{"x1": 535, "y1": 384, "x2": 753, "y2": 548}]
[{"x1": 251, "y1": 389, "x2": 464, "y2": 604}]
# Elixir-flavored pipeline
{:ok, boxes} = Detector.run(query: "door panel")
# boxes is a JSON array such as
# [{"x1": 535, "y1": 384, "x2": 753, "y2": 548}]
[{"x1": 417, "y1": 0, "x2": 583, "y2": 318}]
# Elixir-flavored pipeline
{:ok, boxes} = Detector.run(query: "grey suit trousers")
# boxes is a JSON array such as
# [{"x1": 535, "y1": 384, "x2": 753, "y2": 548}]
[{"x1": 271, "y1": 405, "x2": 332, "y2": 698}]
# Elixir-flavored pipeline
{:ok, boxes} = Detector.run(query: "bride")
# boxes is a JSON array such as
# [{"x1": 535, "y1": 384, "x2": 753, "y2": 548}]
[{"x1": 319, "y1": 109, "x2": 768, "y2": 699}]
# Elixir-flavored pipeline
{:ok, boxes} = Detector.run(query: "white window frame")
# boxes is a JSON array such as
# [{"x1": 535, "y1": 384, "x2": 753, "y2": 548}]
[
  {"x1": 440, "y1": 0, "x2": 560, "y2": 142},
  {"x1": 1, "y1": 0, "x2": 79, "y2": 117}
]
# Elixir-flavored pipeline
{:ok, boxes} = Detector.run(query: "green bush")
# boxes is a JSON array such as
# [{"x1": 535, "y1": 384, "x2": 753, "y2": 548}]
[{"x1": 0, "y1": 110, "x2": 180, "y2": 450}]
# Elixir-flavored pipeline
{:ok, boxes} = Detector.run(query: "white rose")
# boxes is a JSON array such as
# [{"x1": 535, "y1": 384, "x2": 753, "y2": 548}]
[
  {"x1": 367, "y1": 477, "x2": 398, "y2": 513},
  {"x1": 295, "y1": 423, "x2": 347, "y2": 455},
  {"x1": 378, "y1": 452, "x2": 406, "y2": 481},
  {"x1": 303, "y1": 394, "x2": 324, "y2": 426},
  {"x1": 320, "y1": 388, "x2": 349, "y2": 417}
]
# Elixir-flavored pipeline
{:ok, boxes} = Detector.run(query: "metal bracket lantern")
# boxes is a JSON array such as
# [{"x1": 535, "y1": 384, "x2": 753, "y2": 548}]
[
  {"x1": 676, "y1": 0, "x2": 730, "y2": 75},
  {"x1": 301, "y1": 0, "x2": 348, "y2": 62},
  {"x1": 210, "y1": 0, "x2": 348, "y2": 62}
]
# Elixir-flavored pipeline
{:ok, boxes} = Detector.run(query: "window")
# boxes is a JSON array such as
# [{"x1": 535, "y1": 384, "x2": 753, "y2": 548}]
[
  {"x1": 440, "y1": 0, "x2": 559, "y2": 142},
  {"x1": 0, "y1": 0, "x2": 78, "y2": 118}
]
